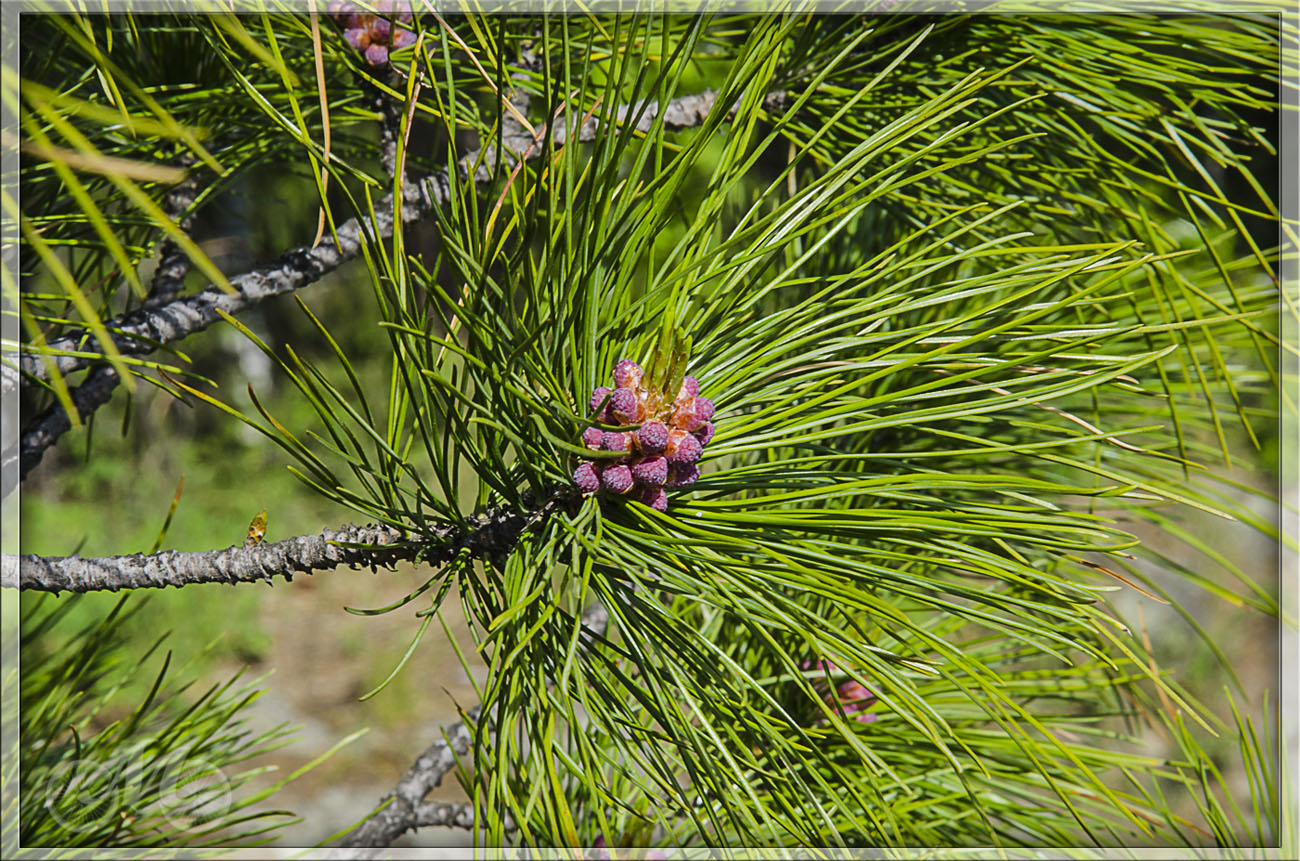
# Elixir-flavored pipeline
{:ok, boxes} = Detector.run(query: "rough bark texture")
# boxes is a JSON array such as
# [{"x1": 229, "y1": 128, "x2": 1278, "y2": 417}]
[
  {"x1": 6, "y1": 491, "x2": 575, "y2": 593},
  {"x1": 342, "y1": 602, "x2": 609, "y2": 849},
  {"x1": 340, "y1": 706, "x2": 481, "y2": 849}
]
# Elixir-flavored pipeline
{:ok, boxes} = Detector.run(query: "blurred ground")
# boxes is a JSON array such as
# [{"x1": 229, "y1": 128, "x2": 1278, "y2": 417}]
[{"x1": 227, "y1": 566, "x2": 485, "y2": 848}]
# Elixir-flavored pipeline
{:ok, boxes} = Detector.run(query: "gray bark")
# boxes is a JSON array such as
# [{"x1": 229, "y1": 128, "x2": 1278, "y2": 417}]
[
  {"x1": 3, "y1": 364, "x2": 121, "y2": 498},
  {"x1": 5, "y1": 492, "x2": 574, "y2": 593}
]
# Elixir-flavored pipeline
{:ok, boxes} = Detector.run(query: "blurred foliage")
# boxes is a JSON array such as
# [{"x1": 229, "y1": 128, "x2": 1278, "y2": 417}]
[{"x1": 6, "y1": 593, "x2": 357, "y2": 852}]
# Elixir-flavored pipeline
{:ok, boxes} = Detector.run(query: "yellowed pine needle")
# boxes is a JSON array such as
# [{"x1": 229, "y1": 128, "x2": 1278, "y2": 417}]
[
  {"x1": 11, "y1": 134, "x2": 187, "y2": 184},
  {"x1": 1137, "y1": 602, "x2": 1179, "y2": 720},
  {"x1": 393, "y1": 33, "x2": 426, "y2": 193},
  {"x1": 307, "y1": 0, "x2": 332, "y2": 248},
  {"x1": 486, "y1": 90, "x2": 592, "y2": 243},
  {"x1": 431, "y1": 12, "x2": 535, "y2": 137}
]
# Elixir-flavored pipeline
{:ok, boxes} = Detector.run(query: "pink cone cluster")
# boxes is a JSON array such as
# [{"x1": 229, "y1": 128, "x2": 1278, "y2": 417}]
[
  {"x1": 807, "y1": 659, "x2": 878, "y2": 723},
  {"x1": 572, "y1": 359, "x2": 716, "y2": 512},
  {"x1": 327, "y1": 1, "x2": 416, "y2": 67}
]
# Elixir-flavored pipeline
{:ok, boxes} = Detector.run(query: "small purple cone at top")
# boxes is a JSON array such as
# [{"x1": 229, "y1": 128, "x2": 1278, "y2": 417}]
[
  {"x1": 573, "y1": 462, "x2": 601, "y2": 494},
  {"x1": 371, "y1": 17, "x2": 391, "y2": 39},
  {"x1": 693, "y1": 397, "x2": 715, "y2": 425},
  {"x1": 391, "y1": 27, "x2": 415, "y2": 48},
  {"x1": 613, "y1": 359, "x2": 643, "y2": 389},
  {"x1": 678, "y1": 375, "x2": 699, "y2": 398},
  {"x1": 582, "y1": 427, "x2": 604, "y2": 449},
  {"x1": 637, "y1": 420, "x2": 669, "y2": 454},
  {"x1": 588, "y1": 386, "x2": 612, "y2": 415},
  {"x1": 640, "y1": 486, "x2": 669, "y2": 512},
  {"x1": 693, "y1": 421, "x2": 715, "y2": 446},
  {"x1": 609, "y1": 388, "x2": 638, "y2": 423},
  {"x1": 632, "y1": 456, "x2": 669, "y2": 486},
  {"x1": 666, "y1": 463, "x2": 699, "y2": 489},
  {"x1": 601, "y1": 431, "x2": 631, "y2": 452},
  {"x1": 600, "y1": 464, "x2": 634, "y2": 494},
  {"x1": 666, "y1": 432, "x2": 702, "y2": 465}
]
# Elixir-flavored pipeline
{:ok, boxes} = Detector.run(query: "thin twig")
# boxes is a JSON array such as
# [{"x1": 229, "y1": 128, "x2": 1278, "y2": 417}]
[{"x1": 5, "y1": 491, "x2": 577, "y2": 593}]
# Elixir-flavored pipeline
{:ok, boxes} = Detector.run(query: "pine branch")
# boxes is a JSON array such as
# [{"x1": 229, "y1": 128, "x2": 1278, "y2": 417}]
[
  {"x1": 340, "y1": 705, "x2": 480, "y2": 849},
  {"x1": 3, "y1": 364, "x2": 120, "y2": 499},
  {"x1": 5, "y1": 491, "x2": 576, "y2": 593},
  {"x1": 342, "y1": 602, "x2": 609, "y2": 849},
  {"x1": 6, "y1": 170, "x2": 203, "y2": 498},
  {"x1": 8, "y1": 86, "x2": 780, "y2": 396}
]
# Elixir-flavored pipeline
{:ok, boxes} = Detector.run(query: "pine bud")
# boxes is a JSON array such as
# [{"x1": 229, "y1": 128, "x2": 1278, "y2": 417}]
[
  {"x1": 636, "y1": 420, "x2": 669, "y2": 454},
  {"x1": 640, "y1": 486, "x2": 668, "y2": 512},
  {"x1": 601, "y1": 464, "x2": 634, "y2": 494},
  {"x1": 391, "y1": 27, "x2": 415, "y2": 48},
  {"x1": 665, "y1": 463, "x2": 699, "y2": 489},
  {"x1": 572, "y1": 462, "x2": 601, "y2": 494},
  {"x1": 692, "y1": 421, "x2": 715, "y2": 446},
  {"x1": 582, "y1": 427, "x2": 604, "y2": 449},
  {"x1": 665, "y1": 430, "x2": 702, "y2": 465},
  {"x1": 632, "y1": 456, "x2": 668, "y2": 486},
  {"x1": 364, "y1": 44, "x2": 389, "y2": 65},
  {"x1": 588, "y1": 386, "x2": 613, "y2": 416},
  {"x1": 609, "y1": 388, "x2": 639, "y2": 423},
  {"x1": 693, "y1": 396, "x2": 715, "y2": 425},
  {"x1": 613, "y1": 358, "x2": 643, "y2": 389},
  {"x1": 677, "y1": 376, "x2": 699, "y2": 399},
  {"x1": 601, "y1": 431, "x2": 631, "y2": 453}
]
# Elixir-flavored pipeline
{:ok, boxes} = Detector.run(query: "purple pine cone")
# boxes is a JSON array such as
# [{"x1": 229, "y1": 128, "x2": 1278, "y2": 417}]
[
  {"x1": 365, "y1": 43, "x2": 389, "y2": 65},
  {"x1": 344, "y1": 27, "x2": 370, "y2": 50},
  {"x1": 589, "y1": 386, "x2": 613, "y2": 416},
  {"x1": 601, "y1": 431, "x2": 631, "y2": 453},
  {"x1": 582, "y1": 427, "x2": 604, "y2": 449},
  {"x1": 640, "y1": 486, "x2": 668, "y2": 512},
  {"x1": 609, "y1": 388, "x2": 638, "y2": 423},
  {"x1": 391, "y1": 27, "x2": 416, "y2": 48},
  {"x1": 678, "y1": 375, "x2": 699, "y2": 398},
  {"x1": 666, "y1": 432, "x2": 702, "y2": 465},
  {"x1": 632, "y1": 456, "x2": 669, "y2": 486},
  {"x1": 573, "y1": 462, "x2": 601, "y2": 494},
  {"x1": 613, "y1": 358, "x2": 643, "y2": 389},
  {"x1": 666, "y1": 463, "x2": 699, "y2": 489},
  {"x1": 371, "y1": 17, "x2": 391, "y2": 40},
  {"x1": 693, "y1": 397, "x2": 715, "y2": 424},
  {"x1": 693, "y1": 421, "x2": 715, "y2": 446},
  {"x1": 637, "y1": 420, "x2": 669, "y2": 454},
  {"x1": 601, "y1": 464, "x2": 634, "y2": 494}
]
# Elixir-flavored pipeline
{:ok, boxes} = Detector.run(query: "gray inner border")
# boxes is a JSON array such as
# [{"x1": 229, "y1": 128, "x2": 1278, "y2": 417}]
[{"x1": 1, "y1": 1, "x2": 1295, "y2": 858}]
